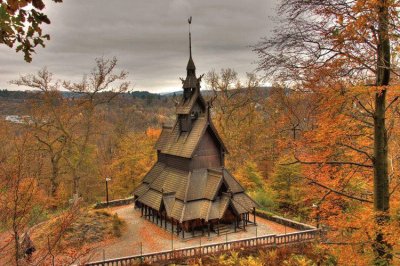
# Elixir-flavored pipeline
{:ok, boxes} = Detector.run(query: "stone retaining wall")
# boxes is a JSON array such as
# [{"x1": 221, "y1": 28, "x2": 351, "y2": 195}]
[
  {"x1": 256, "y1": 210, "x2": 316, "y2": 231},
  {"x1": 93, "y1": 197, "x2": 135, "y2": 209}
]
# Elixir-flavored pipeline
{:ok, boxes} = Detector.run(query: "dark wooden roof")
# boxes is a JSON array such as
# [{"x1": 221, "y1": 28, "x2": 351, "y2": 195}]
[
  {"x1": 155, "y1": 117, "x2": 228, "y2": 158},
  {"x1": 134, "y1": 166, "x2": 257, "y2": 222}
]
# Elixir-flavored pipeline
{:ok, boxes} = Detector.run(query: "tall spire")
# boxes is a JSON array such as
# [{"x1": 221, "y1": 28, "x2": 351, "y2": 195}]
[
  {"x1": 186, "y1": 16, "x2": 196, "y2": 73},
  {"x1": 189, "y1": 16, "x2": 192, "y2": 59}
]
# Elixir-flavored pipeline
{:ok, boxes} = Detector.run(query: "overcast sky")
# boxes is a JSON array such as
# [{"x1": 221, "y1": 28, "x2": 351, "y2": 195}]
[{"x1": 0, "y1": 0, "x2": 278, "y2": 93}]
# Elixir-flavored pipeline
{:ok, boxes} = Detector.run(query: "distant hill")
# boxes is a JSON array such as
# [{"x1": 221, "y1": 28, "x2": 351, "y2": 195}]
[
  {"x1": 0, "y1": 86, "x2": 274, "y2": 101},
  {"x1": 161, "y1": 86, "x2": 273, "y2": 97},
  {"x1": 0, "y1": 89, "x2": 163, "y2": 100}
]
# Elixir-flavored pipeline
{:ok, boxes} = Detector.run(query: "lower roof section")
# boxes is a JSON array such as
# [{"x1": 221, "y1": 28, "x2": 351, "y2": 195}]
[{"x1": 133, "y1": 164, "x2": 258, "y2": 223}]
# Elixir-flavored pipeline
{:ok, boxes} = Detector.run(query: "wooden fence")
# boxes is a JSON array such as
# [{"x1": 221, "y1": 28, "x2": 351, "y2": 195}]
[{"x1": 85, "y1": 229, "x2": 320, "y2": 266}]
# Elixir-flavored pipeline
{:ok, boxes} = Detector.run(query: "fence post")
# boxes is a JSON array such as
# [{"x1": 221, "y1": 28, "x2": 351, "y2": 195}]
[
  {"x1": 199, "y1": 237, "x2": 202, "y2": 259},
  {"x1": 256, "y1": 227, "x2": 258, "y2": 247}
]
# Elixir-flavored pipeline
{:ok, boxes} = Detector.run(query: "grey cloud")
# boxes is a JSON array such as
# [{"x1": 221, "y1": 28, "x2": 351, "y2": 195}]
[{"x1": 0, "y1": 0, "x2": 278, "y2": 93}]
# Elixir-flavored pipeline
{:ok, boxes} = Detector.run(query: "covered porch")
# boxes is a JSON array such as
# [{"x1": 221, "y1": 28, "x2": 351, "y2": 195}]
[{"x1": 135, "y1": 201, "x2": 257, "y2": 240}]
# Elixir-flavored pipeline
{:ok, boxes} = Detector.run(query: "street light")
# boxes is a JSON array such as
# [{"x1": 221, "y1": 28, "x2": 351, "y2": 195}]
[
  {"x1": 105, "y1": 177, "x2": 111, "y2": 206},
  {"x1": 312, "y1": 203, "x2": 320, "y2": 228}
]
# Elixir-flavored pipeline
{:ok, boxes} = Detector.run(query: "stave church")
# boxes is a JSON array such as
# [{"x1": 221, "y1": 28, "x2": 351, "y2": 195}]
[{"x1": 133, "y1": 19, "x2": 258, "y2": 238}]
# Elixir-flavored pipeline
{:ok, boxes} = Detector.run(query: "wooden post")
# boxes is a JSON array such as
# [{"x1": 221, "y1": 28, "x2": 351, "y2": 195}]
[
  {"x1": 141, "y1": 205, "x2": 143, "y2": 217},
  {"x1": 165, "y1": 213, "x2": 167, "y2": 229},
  {"x1": 217, "y1": 220, "x2": 220, "y2": 235},
  {"x1": 207, "y1": 223, "x2": 210, "y2": 237},
  {"x1": 253, "y1": 207, "x2": 256, "y2": 225}
]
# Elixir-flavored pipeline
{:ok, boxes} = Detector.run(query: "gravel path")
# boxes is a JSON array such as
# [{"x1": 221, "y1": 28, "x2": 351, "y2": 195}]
[{"x1": 90, "y1": 205, "x2": 298, "y2": 261}]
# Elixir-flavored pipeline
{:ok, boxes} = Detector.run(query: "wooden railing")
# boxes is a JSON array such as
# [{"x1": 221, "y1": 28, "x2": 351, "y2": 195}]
[{"x1": 85, "y1": 229, "x2": 320, "y2": 266}]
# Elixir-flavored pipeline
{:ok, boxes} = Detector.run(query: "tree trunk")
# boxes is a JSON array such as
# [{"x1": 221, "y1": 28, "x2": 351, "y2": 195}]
[
  {"x1": 50, "y1": 156, "x2": 59, "y2": 198},
  {"x1": 373, "y1": 0, "x2": 391, "y2": 263},
  {"x1": 72, "y1": 172, "x2": 80, "y2": 202}
]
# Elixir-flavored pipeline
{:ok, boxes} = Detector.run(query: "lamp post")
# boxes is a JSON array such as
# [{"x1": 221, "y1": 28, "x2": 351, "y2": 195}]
[
  {"x1": 312, "y1": 203, "x2": 320, "y2": 228},
  {"x1": 105, "y1": 177, "x2": 111, "y2": 206}
]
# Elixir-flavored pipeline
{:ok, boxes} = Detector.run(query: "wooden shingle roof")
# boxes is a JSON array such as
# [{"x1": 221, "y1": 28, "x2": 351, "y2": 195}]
[
  {"x1": 222, "y1": 169, "x2": 245, "y2": 193},
  {"x1": 134, "y1": 165, "x2": 257, "y2": 222},
  {"x1": 138, "y1": 189, "x2": 162, "y2": 210},
  {"x1": 156, "y1": 117, "x2": 227, "y2": 158},
  {"x1": 185, "y1": 169, "x2": 222, "y2": 201},
  {"x1": 155, "y1": 126, "x2": 173, "y2": 150},
  {"x1": 133, "y1": 183, "x2": 149, "y2": 197},
  {"x1": 207, "y1": 195, "x2": 230, "y2": 221},
  {"x1": 142, "y1": 162, "x2": 166, "y2": 184},
  {"x1": 157, "y1": 117, "x2": 207, "y2": 158},
  {"x1": 233, "y1": 193, "x2": 259, "y2": 210}
]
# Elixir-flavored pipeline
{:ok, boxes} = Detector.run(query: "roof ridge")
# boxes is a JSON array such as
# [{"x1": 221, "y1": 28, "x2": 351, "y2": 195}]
[
  {"x1": 223, "y1": 168, "x2": 246, "y2": 192},
  {"x1": 231, "y1": 196, "x2": 250, "y2": 212}
]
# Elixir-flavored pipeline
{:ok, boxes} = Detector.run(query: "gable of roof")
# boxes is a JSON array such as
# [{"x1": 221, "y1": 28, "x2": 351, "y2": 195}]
[
  {"x1": 155, "y1": 117, "x2": 228, "y2": 158},
  {"x1": 222, "y1": 168, "x2": 245, "y2": 193},
  {"x1": 162, "y1": 193, "x2": 176, "y2": 217},
  {"x1": 156, "y1": 117, "x2": 207, "y2": 158},
  {"x1": 207, "y1": 195, "x2": 230, "y2": 221},
  {"x1": 233, "y1": 192, "x2": 259, "y2": 210},
  {"x1": 185, "y1": 169, "x2": 223, "y2": 201}
]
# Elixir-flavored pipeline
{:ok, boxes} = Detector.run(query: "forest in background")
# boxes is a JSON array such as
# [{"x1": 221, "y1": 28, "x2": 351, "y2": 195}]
[{"x1": 0, "y1": 59, "x2": 399, "y2": 265}]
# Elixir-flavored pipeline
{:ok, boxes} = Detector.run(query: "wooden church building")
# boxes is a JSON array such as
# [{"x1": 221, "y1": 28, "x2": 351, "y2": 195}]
[{"x1": 133, "y1": 21, "x2": 257, "y2": 237}]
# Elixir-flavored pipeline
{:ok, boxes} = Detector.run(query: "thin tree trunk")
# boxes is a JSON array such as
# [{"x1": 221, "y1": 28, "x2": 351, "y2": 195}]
[
  {"x1": 50, "y1": 156, "x2": 60, "y2": 198},
  {"x1": 373, "y1": 0, "x2": 391, "y2": 263}
]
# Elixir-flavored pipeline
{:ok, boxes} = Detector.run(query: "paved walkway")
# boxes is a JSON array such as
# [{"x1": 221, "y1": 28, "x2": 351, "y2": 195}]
[{"x1": 90, "y1": 205, "x2": 298, "y2": 261}]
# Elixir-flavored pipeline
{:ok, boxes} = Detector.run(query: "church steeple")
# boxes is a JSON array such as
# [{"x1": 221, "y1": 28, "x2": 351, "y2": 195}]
[
  {"x1": 187, "y1": 16, "x2": 196, "y2": 76},
  {"x1": 183, "y1": 16, "x2": 198, "y2": 90}
]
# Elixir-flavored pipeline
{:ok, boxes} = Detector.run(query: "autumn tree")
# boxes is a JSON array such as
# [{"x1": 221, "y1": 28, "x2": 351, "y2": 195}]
[
  {"x1": 10, "y1": 70, "x2": 69, "y2": 198},
  {"x1": 62, "y1": 57, "x2": 129, "y2": 200},
  {"x1": 255, "y1": 0, "x2": 400, "y2": 263},
  {"x1": 0, "y1": 0, "x2": 63, "y2": 62},
  {"x1": 12, "y1": 57, "x2": 129, "y2": 201},
  {"x1": 205, "y1": 69, "x2": 268, "y2": 174}
]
